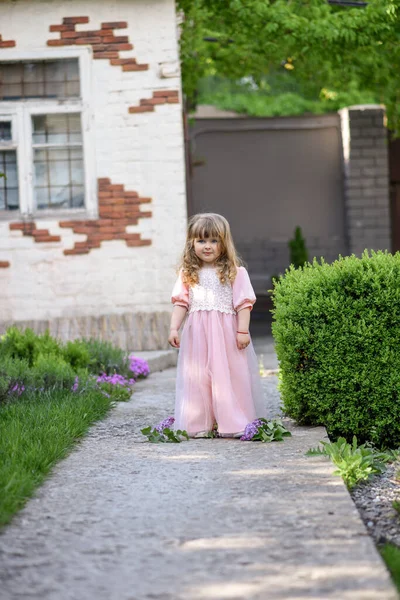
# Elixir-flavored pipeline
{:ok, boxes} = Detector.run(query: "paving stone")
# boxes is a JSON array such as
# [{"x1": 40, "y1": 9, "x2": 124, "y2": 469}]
[{"x1": 0, "y1": 363, "x2": 397, "y2": 599}]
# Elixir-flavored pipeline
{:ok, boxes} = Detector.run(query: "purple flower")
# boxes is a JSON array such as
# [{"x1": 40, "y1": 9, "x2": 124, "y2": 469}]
[
  {"x1": 97, "y1": 372, "x2": 135, "y2": 388},
  {"x1": 71, "y1": 376, "x2": 79, "y2": 392},
  {"x1": 155, "y1": 416, "x2": 175, "y2": 433},
  {"x1": 9, "y1": 382, "x2": 25, "y2": 397},
  {"x1": 240, "y1": 419, "x2": 264, "y2": 441},
  {"x1": 128, "y1": 355, "x2": 150, "y2": 378}
]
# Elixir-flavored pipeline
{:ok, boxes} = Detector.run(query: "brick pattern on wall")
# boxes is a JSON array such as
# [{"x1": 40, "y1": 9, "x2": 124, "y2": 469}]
[
  {"x1": 9, "y1": 222, "x2": 61, "y2": 243},
  {"x1": 0, "y1": 34, "x2": 16, "y2": 48},
  {"x1": 0, "y1": 261, "x2": 10, "y2": 268},
  {"x1": 341, "y1": 107, "x2": 391, "y2": 255},
  {"x1": 59, "y1": 178, "x2": 152, "y2": 255},
  {"x1": 47, "y1": 17, "x2": 149, "y2": 71},
  {"x1": 129, "y1": 90, "x2": 179, "y2": 113},
  {"x1": 7, "y1": 179, "x2": 152, "y2": 257}
]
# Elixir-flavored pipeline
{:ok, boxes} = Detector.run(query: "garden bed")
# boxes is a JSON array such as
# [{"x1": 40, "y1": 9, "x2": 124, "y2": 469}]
[{"x1": 0, "y1": 327, "x2": 149, "y2": 527}]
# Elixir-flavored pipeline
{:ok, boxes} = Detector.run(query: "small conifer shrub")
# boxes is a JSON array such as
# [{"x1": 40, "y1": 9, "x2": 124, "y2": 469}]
[{"x1": 288, "y1": 226, "x2": 308, "y2": 269}]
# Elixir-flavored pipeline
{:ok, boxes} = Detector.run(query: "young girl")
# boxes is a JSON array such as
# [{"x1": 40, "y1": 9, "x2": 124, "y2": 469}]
[{"x1": 168, "y1": 213, "x2": 267, "y2": 438}]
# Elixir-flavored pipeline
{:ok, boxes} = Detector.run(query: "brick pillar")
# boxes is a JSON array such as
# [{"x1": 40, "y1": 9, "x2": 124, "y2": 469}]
[{"x1": 339, "y1": 105, "x2": 391, "y2": 255}]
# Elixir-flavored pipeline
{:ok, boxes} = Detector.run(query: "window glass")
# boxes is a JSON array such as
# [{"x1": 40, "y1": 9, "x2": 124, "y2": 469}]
[
  {"x1": 33, "y1": 145, "x2": 84, "y2": 210},
  {"x1": 0, "y1": 121, "x2": 12, "y2": 141},
  {"x1": 0, "y1": 59, "x2": 80, "y2": 99},
  {"x1": 32, "y1": 113, "x2": 82, "y2": 145},
  {"x1": 0, "y1": 150, "x2": 19, "y2": 210}
]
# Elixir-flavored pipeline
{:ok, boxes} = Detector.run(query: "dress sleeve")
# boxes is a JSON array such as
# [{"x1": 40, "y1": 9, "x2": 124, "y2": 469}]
[
  {"x1": 232, "y1": 266, "x2": 256, "y2": 312},
  {"x1": 171, "y1": 270, "x2": 189, "y2": 310}
]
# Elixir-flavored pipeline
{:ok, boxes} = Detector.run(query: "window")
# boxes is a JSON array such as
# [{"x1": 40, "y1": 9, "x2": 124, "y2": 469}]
[
  {"x1": 0, "y1": 59, "x2": 80, "y2": 100},
  {"x1": 33, "y1": 114, "x2": 84, "y2": 209},
  {"x1": 0, "y1": 51, "x2": 95, "y2": 218},
  {"x1": 0, "y1": 121, "x2": 18, "y2": 210}
]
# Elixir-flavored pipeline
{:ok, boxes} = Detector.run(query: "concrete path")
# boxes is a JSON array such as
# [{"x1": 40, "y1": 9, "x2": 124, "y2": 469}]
[{"x1": 0, "y1": 346, "x2": 398, "y2": 599}]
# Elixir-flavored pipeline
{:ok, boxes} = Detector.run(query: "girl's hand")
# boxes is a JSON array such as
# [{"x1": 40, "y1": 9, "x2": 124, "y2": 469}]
[
  {"x1": 236, "y1": 332, "x2": 250, "y2": 350},
  {"x1": 168, "y1": 329, "x2": 180, "y2": 348}
]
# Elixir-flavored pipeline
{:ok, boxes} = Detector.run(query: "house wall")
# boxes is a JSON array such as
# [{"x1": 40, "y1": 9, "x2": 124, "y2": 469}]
[{"x1": 0, "y1": 0, "x2": 187, "y2": 350}]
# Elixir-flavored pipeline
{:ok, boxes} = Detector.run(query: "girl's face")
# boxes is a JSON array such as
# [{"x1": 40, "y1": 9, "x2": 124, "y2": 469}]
[{"x1": 193, "y1": 236, "x2": 222, "y2": 266}]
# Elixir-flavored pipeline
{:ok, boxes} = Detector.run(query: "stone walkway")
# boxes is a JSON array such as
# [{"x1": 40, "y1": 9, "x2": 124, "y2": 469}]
[{"x1": 0, "y1": 347, "x2": 398, "y2": 599}]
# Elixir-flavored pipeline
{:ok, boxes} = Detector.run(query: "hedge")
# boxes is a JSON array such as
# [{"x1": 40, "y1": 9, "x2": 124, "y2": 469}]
[{"x1": 271, "y1": 251, "x2": 400, "y2": 449}]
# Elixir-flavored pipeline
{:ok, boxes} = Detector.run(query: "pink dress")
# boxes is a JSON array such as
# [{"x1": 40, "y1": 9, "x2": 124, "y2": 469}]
[{"x1": 171, "y1": 266, "x2": 267, "y2": 435}]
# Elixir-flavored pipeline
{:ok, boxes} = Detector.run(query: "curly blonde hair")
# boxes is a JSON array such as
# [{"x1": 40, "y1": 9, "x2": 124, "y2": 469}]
[{"x1": 179, "y1": 213, "x2": 243, "y2": 286}]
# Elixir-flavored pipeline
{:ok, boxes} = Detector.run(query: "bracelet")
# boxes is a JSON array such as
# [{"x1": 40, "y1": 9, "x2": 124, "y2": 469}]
[{"x1": 237, "y1": 331, "x2": 249, "y2": 334}]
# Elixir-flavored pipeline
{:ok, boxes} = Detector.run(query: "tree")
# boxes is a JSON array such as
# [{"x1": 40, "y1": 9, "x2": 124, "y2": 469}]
[{"x1": 177, "y1": 0, "x2": 400, "y2": 130}]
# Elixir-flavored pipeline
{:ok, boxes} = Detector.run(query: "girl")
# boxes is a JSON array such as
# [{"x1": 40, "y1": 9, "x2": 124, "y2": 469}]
[{"x1": 168, "y1": 213, "x2": 267, "y2": 438}]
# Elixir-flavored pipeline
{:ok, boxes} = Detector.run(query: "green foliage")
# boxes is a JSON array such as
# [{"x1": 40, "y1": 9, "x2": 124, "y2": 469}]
[
  {"x1": 289, "y1": 226, "x2": 309, "y2": 269},
  {"x1": 61, "y1": 340, "x2": 91, "y2": 371},
  {"x1": 0, "y1": 386, "x2": 114, "y2": 526},
  {"x1": 272, "y1": 250, "x2": 400, "y2": 448},
  {"x1": 80, "y1": 337, "x2": 131, "y2": 377},
  {"x1": 0, "y1": 327, "x2": 61, "y2": 366},
  {"x1": 177, "y1": 0, "x2": 400, "y2": 130},
  {"x1": 306, "y1": 435, "x2": 399, "y2": 489},
  {"x1": 196, "y1": 75, "x2": 379, "y2": 118},
  {"x1": 380, "y1": 543, "x2": 400, "y2": 592},
  {"x1": 250, "y1": 418, "x2": 292, "y2": 443},
  {"x1": 0, "y1": 328, "x2": 133, "y2": 378},
  {"x1": 393, "y1": 500, "x2": 400, "y2": 515},
  {"x1": 0, "y1": 354, "x2": 83, "y2": 405},
  {"x1": 141, "y1": 426, "x2": 189, "y2": 443}
]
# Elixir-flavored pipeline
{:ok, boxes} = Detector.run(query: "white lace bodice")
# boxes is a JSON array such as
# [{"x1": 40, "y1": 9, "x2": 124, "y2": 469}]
[{"x1": 188, "y1": 268, "x2": 236, "y2": 315}]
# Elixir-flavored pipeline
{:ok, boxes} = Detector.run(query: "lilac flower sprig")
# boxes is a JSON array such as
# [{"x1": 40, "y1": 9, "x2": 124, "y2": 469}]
[
  {"x1": 141, "y1": 416, "x2": 189, "y2": 443},
  {"x1": 129, "y1": 355, "x2": 150, "y2": 379},
  {"x1": 240, "y1": 418, "x2": 291, "y2": 442},
  {"x1": 155, "y1": 416, "x2": 175, "y2": 433}
]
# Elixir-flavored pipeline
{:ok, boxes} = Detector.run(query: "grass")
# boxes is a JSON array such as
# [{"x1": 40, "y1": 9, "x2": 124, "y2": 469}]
[
  {"x1": 0, "y1": 388, "x2": 114, "y2": 527},
  {"x1": 380, "y1": 543, "x2": 400, "y2": 592}
]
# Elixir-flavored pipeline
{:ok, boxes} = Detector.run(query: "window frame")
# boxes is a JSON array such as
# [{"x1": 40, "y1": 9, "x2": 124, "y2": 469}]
[{"x1": 0, "y1": 48, "x2": 97, "y2": 220}]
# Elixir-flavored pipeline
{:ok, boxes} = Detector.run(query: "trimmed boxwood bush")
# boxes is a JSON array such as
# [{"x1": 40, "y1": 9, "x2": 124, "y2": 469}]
[{"x1": 271, "y1": 251, "x2": 400, "y2": 449}]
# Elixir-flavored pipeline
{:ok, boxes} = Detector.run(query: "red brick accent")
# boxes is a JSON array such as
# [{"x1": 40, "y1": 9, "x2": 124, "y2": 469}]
[
  {"x1": 0, "y1": 261, "x2": 10, "y2": 268},
  {"x1": 129, "y1": 90, "x2": 179, "y2": 114},
  {"x1": 47, "y1": 17, "x2": 149, "y2": 72},
  {"x1": 8, "y1": 222, "x2": 62, "y2": 243},
  {"x1": 0, "y1": 34, "x2": 16, "y2": 49},
  {"x1": 59, "y1": 178, "x2": 152, "y2": 255}
]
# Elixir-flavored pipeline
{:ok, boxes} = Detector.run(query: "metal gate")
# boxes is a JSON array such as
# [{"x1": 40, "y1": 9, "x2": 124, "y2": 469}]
[{"x1": 188, "y1": 113, "x2": 348, "y2": 294}]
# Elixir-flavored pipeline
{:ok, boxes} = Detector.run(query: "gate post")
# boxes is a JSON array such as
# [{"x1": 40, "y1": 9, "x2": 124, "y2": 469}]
[{"x1": 339, "y1": 105, "x2": 391, "y2": 255}]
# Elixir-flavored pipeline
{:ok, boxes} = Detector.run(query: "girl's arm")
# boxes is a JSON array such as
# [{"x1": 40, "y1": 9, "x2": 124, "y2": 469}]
[
  {"x1": 168, "y1": 305, "x2": 187, "y2": 348},
  {"x1": 237, "y1": 307, "x2": 251, "y2": 350}
]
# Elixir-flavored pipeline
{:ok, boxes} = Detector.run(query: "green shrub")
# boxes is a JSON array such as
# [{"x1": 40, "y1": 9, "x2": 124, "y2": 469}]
[
  {"x1": 80, "y1": 338, "x2": 131, "y2": 377},
  {"x1": 272, "y1": 251, "x2": 400, "y2": 448},
  {"x1": 61, "y1": 340, "x2": 92, "y2": 371},
  {"x1": 288, "y1": 226, "x2": 308, "y2": 269},
  {"x1": 0, "y1": 327, "x2": 60, "y2": 366},
  {"x1": 0, "y1": 355, "x2": 87, "y2": 404},
  {"x1": 0, "y1": 328, "x2": 132, "y2": 376}
]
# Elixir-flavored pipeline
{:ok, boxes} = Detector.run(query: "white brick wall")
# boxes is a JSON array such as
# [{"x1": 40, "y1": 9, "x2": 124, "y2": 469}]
[{"x1": 0, "y1": 0, "x2": 187, "y2": 339}]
